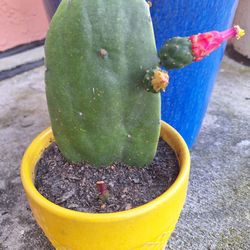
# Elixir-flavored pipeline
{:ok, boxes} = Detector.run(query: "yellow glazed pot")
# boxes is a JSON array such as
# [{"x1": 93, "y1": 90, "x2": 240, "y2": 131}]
[{"x1": 21, "y1": 121, "x2": 190, "y2": 250}]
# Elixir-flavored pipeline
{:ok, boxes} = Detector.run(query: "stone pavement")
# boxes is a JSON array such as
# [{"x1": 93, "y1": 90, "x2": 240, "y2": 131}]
[{"x1": 0, "y1": 56, "x2": 249, "y2": 249}]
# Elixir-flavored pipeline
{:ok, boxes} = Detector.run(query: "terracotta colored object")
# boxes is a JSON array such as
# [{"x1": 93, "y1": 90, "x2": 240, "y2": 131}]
[{"x1": 0, "y1": 0, "x2": 49, "y2": 52}]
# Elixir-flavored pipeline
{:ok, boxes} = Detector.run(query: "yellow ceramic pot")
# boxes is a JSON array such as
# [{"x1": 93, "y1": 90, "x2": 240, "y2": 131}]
[{"x1": 21, "y1": 121, "x2": 190, "y2": 250}]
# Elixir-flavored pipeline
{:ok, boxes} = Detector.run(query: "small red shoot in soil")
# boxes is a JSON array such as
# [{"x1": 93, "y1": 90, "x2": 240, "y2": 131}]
[{"x1": 96, "y1": 181, "x2": 109, "y2": 202}]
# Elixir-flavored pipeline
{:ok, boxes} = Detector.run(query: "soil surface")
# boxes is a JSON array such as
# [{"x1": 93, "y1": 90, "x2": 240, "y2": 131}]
[{"x1": 35, "y1": 139, "x2": 179, "y2": 213}]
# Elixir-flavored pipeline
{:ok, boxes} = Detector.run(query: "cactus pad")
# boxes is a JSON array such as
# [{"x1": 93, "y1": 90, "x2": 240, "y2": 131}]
[
  {"x1": 45, "y1": 0, "x2": 160, "y2": 167},
  {"x1": 143, "y1": 68, "x2": 169, "y2": 93},
  {"x1": 159, "y1": 37, "x2": 193, "y2": 69}
]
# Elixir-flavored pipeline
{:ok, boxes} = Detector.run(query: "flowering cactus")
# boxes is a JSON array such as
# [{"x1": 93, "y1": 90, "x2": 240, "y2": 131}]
[
  {"x1": 45, "y1": 0, "x2": 244, "y2": 167},
  {"x1": 143, "y1": 67, "x2": 169, "y2": 93},
  {"x1": 160, "y1": 25, "x2": 245, "y2": 69}
]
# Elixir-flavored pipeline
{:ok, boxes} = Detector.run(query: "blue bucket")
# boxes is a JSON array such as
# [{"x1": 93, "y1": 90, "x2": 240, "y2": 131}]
[{"x1": 150, "y1": 0, "x2": 238, "y2": 147}]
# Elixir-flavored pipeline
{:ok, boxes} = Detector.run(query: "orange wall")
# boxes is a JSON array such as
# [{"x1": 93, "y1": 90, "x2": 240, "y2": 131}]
[{"x1": 0, "y1": 0, "x2": 49, "y2": 52}]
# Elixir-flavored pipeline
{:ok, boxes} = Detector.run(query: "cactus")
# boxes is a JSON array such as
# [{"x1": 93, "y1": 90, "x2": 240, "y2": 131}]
[
  {"x1": 45, "y1": 0, "x2": 160, "y2": 167},
  {"x1": 143, "y1": 67, "x2": 169, "y2": 93},
  {"x1": 160, "y1": 25, "x2": 245, "y2": 70},
  {"x1": 45, "y1": 0, "x2": 244, "y2": 167}
]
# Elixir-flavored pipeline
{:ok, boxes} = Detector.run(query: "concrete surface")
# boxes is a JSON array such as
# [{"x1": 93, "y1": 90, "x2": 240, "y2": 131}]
[
  {"x1": 0, "y1": 46, "x2": 44, "y2": 72},
  {"x1": 0, "y1": 56, "x2": 249, "y2": 249}
]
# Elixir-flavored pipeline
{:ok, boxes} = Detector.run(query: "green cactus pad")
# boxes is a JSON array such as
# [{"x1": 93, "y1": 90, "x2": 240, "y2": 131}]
[
  {"x1": 45, "y1": 0, "x2": 160, "y2": 167},
  {"x1": 159, "y1": 37, "x2": 194, "y2": 69}
]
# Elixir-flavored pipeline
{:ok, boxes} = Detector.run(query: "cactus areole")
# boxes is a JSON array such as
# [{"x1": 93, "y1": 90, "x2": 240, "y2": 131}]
[
  {"x1": 45, "y1": 0, "x2": 245, "y2": 167},
  {"x1": 45, "y1": 0, "x2": 160, "y2": 167}
]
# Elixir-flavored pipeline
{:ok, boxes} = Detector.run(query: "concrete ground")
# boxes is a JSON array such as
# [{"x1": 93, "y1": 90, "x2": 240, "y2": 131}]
[{"x1": 0, "y1": 56, "x2": 249, "y2": 249}]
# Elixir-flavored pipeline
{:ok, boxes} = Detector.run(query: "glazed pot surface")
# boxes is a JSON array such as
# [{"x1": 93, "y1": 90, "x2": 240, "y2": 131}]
[{"x1": 21, "y1": 121, "x2": 190, "y2": 250}]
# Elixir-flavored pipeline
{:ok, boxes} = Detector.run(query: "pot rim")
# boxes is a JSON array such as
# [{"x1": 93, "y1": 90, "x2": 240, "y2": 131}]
[{"x1": 21, "y1": 121, "x2": 190, "y2": 222}]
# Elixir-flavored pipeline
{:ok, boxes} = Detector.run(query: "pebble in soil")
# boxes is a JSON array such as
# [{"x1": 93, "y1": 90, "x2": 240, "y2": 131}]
[{"x1": 35, "y1": 139, "x2": 179, "y2": 213}]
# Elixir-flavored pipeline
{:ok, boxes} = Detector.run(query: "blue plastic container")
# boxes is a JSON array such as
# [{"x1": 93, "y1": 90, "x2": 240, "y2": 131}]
[{"x1": 150, "y1": 0, "x2": 238, "y2": 147}]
